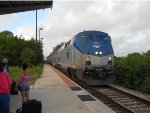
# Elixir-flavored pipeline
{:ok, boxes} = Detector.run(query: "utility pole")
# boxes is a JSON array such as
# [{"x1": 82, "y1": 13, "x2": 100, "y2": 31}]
[{"x1": 35, "y1": 10, "x2": 38, "y2": 64}]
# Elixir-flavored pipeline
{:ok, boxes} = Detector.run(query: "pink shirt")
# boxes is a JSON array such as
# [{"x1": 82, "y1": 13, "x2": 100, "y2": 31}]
[
  {"x1": 20, "y1": 72, "x2": 30, "y2": 86},
  {"x1": 0, "y1": 72, "x2": 12, "y2": 93}
]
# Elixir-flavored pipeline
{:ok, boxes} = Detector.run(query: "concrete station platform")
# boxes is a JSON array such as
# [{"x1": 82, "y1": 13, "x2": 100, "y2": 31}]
[{"x1": 10, "y1": 64, "x2": 115, "y2": 113}]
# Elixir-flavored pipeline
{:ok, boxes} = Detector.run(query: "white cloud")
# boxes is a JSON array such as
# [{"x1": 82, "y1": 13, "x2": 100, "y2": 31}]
[
  {"x1": 42, "y1": 1, "x2": 150, "y2": 57},
  {"x1": 14, "y1": 24, "x2": 35, "y2": 40},
  {"x1": 0, "y1": 14, "x2": 17, "y2": 24}
]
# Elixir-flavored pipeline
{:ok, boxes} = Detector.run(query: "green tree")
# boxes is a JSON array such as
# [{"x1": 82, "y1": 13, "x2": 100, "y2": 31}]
[
  {"x1": 21, "y1": 48, "x2": 35, "y2": 66},
  {"x1": 0, "y1": 30, "x2": 44, "y2": 65},
  {"x1": 115, "y1": 51, "x2": 150, "y2": 94}
]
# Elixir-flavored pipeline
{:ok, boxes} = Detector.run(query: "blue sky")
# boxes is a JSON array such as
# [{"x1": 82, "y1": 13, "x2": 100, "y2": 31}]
[
  {"x1": 0, "y1": 1, "x2": 150, "y2": 57},
  {"x1": 1, "y1": 9, "x2": 49, "y2": 33}
]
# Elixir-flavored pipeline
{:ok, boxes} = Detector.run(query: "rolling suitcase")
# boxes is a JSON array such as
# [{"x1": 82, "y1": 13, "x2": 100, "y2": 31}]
[{"x1": 22, "y1": 99, "x2": 42, "y2": 113}]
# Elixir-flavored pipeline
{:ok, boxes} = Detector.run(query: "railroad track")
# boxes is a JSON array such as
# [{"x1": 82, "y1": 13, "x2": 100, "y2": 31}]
[
  {"x1": 73, "y1": 78, "x2": 150, "y2": 113},
  {"x1": 70, "y1": 77, "x2": 149, "y2": 112},
  {"x1": 94, "y1": 85, "x2": 150, "y2": 113},
  {"x1": 52, "y1": 66, "x2": 150, "y2": 113}
]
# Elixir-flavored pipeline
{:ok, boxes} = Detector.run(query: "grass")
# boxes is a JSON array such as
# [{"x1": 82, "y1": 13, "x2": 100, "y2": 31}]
[{"x1": 9, "y1": 65, "x2": 43, "y2": 85}]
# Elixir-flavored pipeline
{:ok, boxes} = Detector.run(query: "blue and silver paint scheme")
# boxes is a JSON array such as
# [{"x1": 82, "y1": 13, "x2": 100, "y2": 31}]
[
  {"x1": 74, "y1": 30, "x2": 114, "y2": 70},
  {"x1": 48, "y1": 30, "x2": 115, "y2": 85}
]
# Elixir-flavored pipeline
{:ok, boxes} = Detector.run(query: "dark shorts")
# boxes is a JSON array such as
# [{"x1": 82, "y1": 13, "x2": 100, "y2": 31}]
[{"x1": 20, "y1": 86, "x2": 30, "y2": 92}]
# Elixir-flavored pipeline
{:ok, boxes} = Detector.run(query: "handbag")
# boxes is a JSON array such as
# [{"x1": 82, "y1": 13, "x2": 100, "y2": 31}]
[{"x1": 10, "y1": 80, "x2": 18, "y2": 95}]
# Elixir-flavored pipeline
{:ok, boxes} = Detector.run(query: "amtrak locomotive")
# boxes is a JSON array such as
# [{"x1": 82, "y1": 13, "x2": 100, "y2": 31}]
[{"x1": 47, "y1": 30, "x2": 115, "y2": 85}]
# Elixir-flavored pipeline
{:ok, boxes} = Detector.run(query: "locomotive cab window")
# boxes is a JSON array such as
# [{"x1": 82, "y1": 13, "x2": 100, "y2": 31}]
[
  {"x1": 80, "y1": 35, "x2": 93, "y2": 41},
  {"x1": 104, "y1": 36, "x2": 109, "y2": 40},
  {"x1": 96, "y1": 36, "x2": 110, "y2": 40}
]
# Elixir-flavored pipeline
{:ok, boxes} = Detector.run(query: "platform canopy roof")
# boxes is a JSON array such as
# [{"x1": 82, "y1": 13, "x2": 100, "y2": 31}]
[{"x1": 0, "y1": 1, "x2": 53, "y2": 15}]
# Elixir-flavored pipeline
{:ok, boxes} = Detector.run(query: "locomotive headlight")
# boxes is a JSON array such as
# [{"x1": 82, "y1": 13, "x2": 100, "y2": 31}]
[
  {"x1": 108, "y1": 56, "x2": 112, "y2": 60},
  {"x1": 99, "y1": 51, "x2": 102, "y2": 54},
  {"x1": 86, "y1": 56, "x2": 90, "y2": 60},
  {"x1": 95, "y1": 51, "x2": 98, "y2": 55}
]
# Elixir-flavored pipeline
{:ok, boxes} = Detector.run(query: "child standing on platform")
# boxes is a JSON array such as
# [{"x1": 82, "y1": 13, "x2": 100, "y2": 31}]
[{"x1": 18, "y1": 63, "x2": 30, "y2": 104}]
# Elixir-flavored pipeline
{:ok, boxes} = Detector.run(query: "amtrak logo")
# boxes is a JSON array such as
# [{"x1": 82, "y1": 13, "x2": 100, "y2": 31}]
[
  {"x1": 92, "y1": 45, "x2": 101, "y2": 48},
  {"x1": 92, "y1": 42, "x2": 101, "y2": 48}
]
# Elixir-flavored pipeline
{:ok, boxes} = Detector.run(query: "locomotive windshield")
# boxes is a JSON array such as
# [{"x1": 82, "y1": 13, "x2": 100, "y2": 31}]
[
  {"x1": 75, "y1": 31, "x2": 113, "y2": 56},
  {"x1": 80, "y1": 35, "x2": 110, "y2": 41},
  {"x1": 80, "y1": 35, "x2": 93, "y2": 41},
  {"x1": 96, "y1": 36, "x2": 110, "y2": 40}
]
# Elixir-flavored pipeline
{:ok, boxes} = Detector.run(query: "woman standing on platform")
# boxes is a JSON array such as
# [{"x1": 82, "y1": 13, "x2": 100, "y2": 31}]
[
  {"x1": 18, "y1": 63, "x2": 30, "y2": 104},
  {"x1": 0, "y1": 62, "x2": 12, "y2": 113}
]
